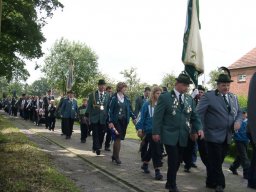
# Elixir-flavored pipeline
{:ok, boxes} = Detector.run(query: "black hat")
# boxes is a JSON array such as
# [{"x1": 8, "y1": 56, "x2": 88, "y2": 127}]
[
  {"x1": 98, "y1": 79, "x2": 106, "y2": 85},
  {"x1": 215, "y1": 74, "x2": 233, "y2": 83},
  {"x1": 67, "y1": 90, "x2": 74, "y2": 94},
  {"x1": 198, "y1": 85, "x2": 205, "y2": 91},
  {"x1": 47, "y1": 90, "x2": 51, "y2": 93},
  {"x1": 175, "y1": 73, "x2": 193, "y2": 84}
]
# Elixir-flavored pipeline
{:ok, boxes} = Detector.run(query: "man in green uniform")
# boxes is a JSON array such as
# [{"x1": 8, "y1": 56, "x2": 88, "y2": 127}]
[
  {"x1": 152, "y1": 73, "x2": 204, "y2": 192},
  {"x1": 86, "y1": 79, "x2": 110, "y2": 155}
]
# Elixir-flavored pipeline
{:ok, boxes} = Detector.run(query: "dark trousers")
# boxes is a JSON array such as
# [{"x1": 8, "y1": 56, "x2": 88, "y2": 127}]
[
  {"x1": 206, "y1": 141, "x2": 229, "y2": 188},
  {"x1": 61, "y1": 118, "x2": 65, "y2": 134},
  {"x1": 63, "y1": 118, "x2": 74, "y2": 137},
  {"x1": 192, "y1": 142, "x2": 198, "y2": 163},
  {"x1": 165, "y1": 144, "x2": 185, "y2": 188},
  {"x1": 45, "y1": 110, "x2": 49, "y2": 128},
  {"x1": 183, "y1": 137, "x2": 196, "y2": 170},
  {"x1": 248, "y1": 134, "x2": 256, "y2": 188},
  {"x1": 141, "y1": 137, "x2": 150, "y2": 161},
  {"x1": 142, "y1": 133, "x2": 162, "y2": 168},
  {"x1": 197, "y1": 138, "x2": 212, "y2": 184},
  {"x1": 80, "y1": 123, "x2": 88, "y2": 141},
  {"x1": 48, "y1": 117, "x2": 56, "y2": 130},
  {"x1": 104, "y1": 127, "x2": 112, "y2": 148},
  {"x1": 231, "y1": 141, "x2": 250, "y2": 172},
  {"x1": 92, "y1": 123, "x2": 106, "y2": 151},
  {"x1": 12, "y1": 107, "x2": 17, "y2": 116}
]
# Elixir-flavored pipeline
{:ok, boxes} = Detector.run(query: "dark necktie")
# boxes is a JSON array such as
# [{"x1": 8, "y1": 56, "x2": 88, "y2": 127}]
[
  {"x1": 223, "y1": 94, "x2": 230, "y2": 112},
  {"x1": 100, "y1": 93, "x2": 103, "y2": 102},
  {"x1": 179, "y1": 94, "x2": 184, "y2": 109}
]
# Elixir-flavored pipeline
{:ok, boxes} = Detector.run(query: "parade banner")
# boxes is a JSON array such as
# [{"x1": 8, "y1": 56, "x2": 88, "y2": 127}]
[{"x1": 182, "y1": 0, "x2": 204, "y2": 86}]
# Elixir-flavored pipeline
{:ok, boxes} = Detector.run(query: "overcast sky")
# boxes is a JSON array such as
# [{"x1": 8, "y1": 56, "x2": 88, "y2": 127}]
[{"x1": 26, "y1": 0, "x2": 256, "y2": 86}]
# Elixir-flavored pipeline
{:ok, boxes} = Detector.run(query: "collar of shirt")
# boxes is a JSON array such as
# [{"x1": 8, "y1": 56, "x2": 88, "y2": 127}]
[
  {"x1": 174, "y1": 88, "x2": 184, "y2": 102},
  {"x1": 98, "y1": 90, "x2": 105, "y2": 95},
  {"x1": 222, "y1": 94, "x2": 229, "y2": 103}
]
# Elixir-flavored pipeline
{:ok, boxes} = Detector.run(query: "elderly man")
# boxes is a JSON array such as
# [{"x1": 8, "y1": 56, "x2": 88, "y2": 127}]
[
  {"x1": 86, "y1": 79, "x2": 110, "y2": 155},
  {"x1": 152, "y1": 73, "x2": 204, "y2": 192},
  {"x1": 197, "y1": 73, "x2": 242, "y2": 192}
]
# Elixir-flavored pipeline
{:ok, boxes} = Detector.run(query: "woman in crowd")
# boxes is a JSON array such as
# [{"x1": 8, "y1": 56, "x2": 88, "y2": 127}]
[
  {"x1": 136, "y1": 86, "x2": 163, "y2": 180},
  {"x1": 108, "y1": 82, "x2": 136, "y2": 164}
]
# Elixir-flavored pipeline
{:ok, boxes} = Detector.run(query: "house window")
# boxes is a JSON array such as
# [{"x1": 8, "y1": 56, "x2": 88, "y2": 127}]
[{"x1": 238, "y1": 74, "x2": 246, "y2": 82}]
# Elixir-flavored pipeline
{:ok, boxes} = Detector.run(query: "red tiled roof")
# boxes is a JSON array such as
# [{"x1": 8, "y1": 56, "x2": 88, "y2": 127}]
[{"x1": 228, "y1": 47, "x2": 256, "y2": 69}]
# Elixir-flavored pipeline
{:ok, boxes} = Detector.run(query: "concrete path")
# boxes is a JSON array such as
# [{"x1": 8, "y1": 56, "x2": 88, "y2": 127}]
[{"x1": 2, "y1": 112, "x2": 254, "y2": 192}]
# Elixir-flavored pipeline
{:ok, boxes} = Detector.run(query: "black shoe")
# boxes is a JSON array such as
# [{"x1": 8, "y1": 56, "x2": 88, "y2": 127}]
[
  {"x1": 105, "y1": 147, "x2": 111, "y2": 151},
  {"x1": 141, "y1": 163, "x2": 150, "y2": 173},
  {"x1": 248, "y1": 183, "x2": 256, "y2": 189},
  {"x1": 96, "y1": 149, "x2": 101, "y2": 155},
  {"x1": 111, "y1": 156, "x2": 121, "y2": 164},
  {"x1": 191, "y1": 163, "x2": 197, "y2": 168},
  {"x1": 65, "y1": 136, "x2": 71, "y2": 139},
  {"x1": 184, "y1": 168, "x2": 190, "y2": 173},
  {"x1": 155, "y1": 170, "x2": 163, "y2": 180},
  {"x1": 169, "y1": 186, "x2": 179, "y2": 192},
  {"x1": 81, "y1": 140, "x2": 86, "y2": 143},
  {"x1": 206, "y1": 183, "x2": 216, "y2": 189},
  {"x1": 215, "y1": 185, "x2": 224, "y2": 192},
  {"x1": 229, "y1": 166, "x2": 238, "y2": 175},
  {"x1": 243, "y1": 169, "x2": 249, "y2": 180}
]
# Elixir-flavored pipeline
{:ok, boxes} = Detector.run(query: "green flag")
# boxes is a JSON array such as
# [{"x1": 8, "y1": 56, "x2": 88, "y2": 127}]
[{"x1": 182, "y1": 0, "x2": 204, "y2": 87}]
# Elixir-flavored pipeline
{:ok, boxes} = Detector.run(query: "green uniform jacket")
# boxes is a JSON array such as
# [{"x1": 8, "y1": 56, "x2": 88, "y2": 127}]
[
  {"x1": 86, "y1": 90, "x2": 110, "y2": 125},
  {"x1": 152, "y1": 90, "x2": 202, "y2": 147}
]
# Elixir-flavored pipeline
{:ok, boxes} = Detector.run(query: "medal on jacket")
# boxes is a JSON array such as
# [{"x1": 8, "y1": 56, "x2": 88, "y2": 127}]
[
  {"x1": 172, "y1": 110, "x2": 176, "y2": 116},
  {"x1": 100, "y1": 105, "x2": 104, "y2": 110}
]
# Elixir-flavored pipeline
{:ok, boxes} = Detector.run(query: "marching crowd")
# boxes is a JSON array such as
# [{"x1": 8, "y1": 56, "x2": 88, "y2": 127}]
[{"x1": 1, "y1": 71, "x2": 256, "y2": 192}]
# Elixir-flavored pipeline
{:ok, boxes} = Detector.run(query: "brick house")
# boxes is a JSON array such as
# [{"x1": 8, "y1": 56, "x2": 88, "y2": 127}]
[{"x1": 228, "y1": 47, "x2": 256, "y2": 97}]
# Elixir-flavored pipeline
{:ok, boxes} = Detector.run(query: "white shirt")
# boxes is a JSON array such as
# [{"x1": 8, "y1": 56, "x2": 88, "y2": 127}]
[
  {"x1": 117, "y1": 92, "x2": 124, "y2": 103},
  {"x1": 174, "y1": 88, "x2": 184, "y2": 102}
]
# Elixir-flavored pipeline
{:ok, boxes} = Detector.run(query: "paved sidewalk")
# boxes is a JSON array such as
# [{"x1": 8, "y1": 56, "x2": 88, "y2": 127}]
[{"x1": 5, "y1": 114, "x2": 254, "y2": 192}]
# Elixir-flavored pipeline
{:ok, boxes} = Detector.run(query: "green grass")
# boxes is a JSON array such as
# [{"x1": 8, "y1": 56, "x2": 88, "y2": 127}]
[
  {"x1": 0, "y1": 115, "x2": 80, "y2": 192},
  {"x1": 224, "y1": 155, "x2": 234, "y2": 164},
  {"x1": 126, "y1": 120, "x2": 139, "y2": 140}
]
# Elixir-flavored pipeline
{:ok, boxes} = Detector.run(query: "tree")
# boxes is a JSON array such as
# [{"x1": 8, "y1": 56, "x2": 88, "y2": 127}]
[
  {"x1": 42, "y1": 38, "x2": 98, "y2": 97},
  {"x1": 0, "y1": 77, "x2": 25, "y2": 97},
  {"x1": 208, "y1": 69, "x2": 222, "y2": 89},
  {"x1": 0, "y1": 0, "x2": 63, "y2": 81},
  {"x1": 161, "y1": 73, "x2": 176, "y2": 90},
  {"x1": 120, "y1": 67, "x2": 148, "y2": 107},
  {"x1": 27, "y1": 77, "x2": 50, "y2": 96}
]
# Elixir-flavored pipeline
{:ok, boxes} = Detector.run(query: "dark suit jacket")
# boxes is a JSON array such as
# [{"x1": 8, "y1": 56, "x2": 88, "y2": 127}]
[
  {"x1": 152, "y1": 90, "x2": 202, "y2": 147},
  {"x1": 60, "y1": 98, "x2": 78, "y2": 119},
  {"x1": 248, "y1": 72, "x2": 256, "y2": 143},
  {"x1": 86, "y1": 90, "x2": 110, "y2": 125},
  {"x1": 197, "y1": 90, "x2": 242, "y2": 144},
  {"x1": 108, "y1": 93, "x2": 136, "y2": 126},
  {"x1": 134, "y1": 95, "x2": 146, "y2": 116}
]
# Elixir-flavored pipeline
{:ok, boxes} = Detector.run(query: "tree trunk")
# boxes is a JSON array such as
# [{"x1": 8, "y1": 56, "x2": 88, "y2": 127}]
[{"x1": 0, "y1": 0, "x2": 2, "y2": 34}]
